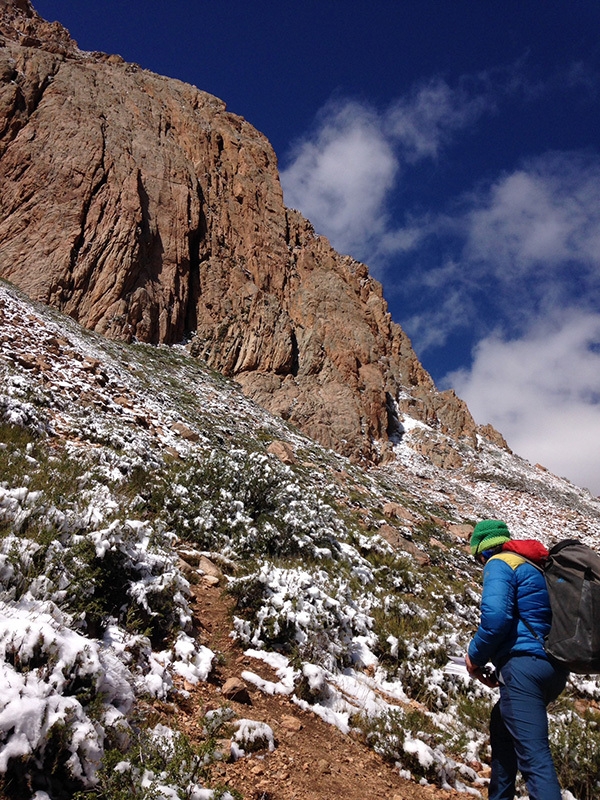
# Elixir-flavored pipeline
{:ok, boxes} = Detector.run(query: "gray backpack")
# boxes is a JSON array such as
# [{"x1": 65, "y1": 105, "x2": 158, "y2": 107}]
[{"x1": 522, "y1": 540, "x2": 600, "y2": 674}]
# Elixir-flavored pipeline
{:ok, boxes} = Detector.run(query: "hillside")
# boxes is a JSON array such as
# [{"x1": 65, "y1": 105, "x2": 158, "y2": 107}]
[
  {"x1": 2, "y1": 1, "x2": 600, "y2": 799},
  {"x1": 2, "y1": 281, "x2": 600, "y2": 800}
]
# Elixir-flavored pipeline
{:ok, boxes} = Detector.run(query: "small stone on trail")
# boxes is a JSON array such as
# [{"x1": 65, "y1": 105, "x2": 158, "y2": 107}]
[
  {"x1": 221, "y1": 676, "x2": 251, "y2": 704},
  {"x1": 280, "y1": 714, "x2": 302, "y2": 732},
  {"x1": 198, "y1": 555, "x2": 221, "y2": 577}
]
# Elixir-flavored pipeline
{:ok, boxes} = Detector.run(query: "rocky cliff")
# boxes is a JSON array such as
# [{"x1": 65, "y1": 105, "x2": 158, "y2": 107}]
[{"x1": 0, "y1": 0, "x2": 496, "y2": 462}]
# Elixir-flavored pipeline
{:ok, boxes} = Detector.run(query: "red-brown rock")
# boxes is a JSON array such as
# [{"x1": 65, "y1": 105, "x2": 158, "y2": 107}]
[{"x1": 0, "y1": 1, "x2": 497, "y2": 462}]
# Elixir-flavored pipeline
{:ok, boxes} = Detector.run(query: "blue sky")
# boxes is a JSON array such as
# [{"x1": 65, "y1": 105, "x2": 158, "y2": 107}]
[{"x1": 33, "y1": 1, "x2": 600, "y2": 494}]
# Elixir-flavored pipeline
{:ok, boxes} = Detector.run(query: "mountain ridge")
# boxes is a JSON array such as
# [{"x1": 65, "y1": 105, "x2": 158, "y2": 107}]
[{"x1": 0, "y1": 0, "x2": 504, "y2": 466}]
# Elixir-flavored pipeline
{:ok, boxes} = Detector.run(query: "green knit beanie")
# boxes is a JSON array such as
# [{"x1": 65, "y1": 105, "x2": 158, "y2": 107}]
[{"x1": 470, "y1": 519, "x2": 511, "y2": 555}]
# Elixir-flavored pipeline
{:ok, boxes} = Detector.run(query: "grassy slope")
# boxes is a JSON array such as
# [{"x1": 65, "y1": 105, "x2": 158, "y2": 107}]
[{"x1": 1, "y1": 280, "x2": 599, "y2": 800}]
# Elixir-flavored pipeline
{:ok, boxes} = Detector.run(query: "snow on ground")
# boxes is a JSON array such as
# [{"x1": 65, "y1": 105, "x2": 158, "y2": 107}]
[{"x1": 1, "y1": 282, "x2": 600, "y2": 799}]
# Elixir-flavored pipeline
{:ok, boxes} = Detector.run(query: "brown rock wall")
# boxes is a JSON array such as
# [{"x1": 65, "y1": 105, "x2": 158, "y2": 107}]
[{"x1": 0, "y1": 0, "x2": 490, "y2": 461}]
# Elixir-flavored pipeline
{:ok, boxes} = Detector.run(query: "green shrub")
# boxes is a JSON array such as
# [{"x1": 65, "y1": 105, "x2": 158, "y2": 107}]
[
  {"x1": 226, "y1": 572, "x2": 266, "y2": 615},
  {"x1": 550, "y1": 709, "x2": 600, "y2": 800},
  {"x1": 454, "y1": 691, "x2": 494, "y2": 735},
  {"x1": 371, "y1": 601, "x2": 434, "y2": 677}
]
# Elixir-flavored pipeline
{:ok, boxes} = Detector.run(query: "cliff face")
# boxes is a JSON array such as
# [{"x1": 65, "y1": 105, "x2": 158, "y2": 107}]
[{"x1": 0, "y1": 0, "x2": 486, "y2": 462}]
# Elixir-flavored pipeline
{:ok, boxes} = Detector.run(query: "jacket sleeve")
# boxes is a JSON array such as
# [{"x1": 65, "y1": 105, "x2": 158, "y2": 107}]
[{"x1": 467, "y1": 558, "x2": 518, "y2": 666}]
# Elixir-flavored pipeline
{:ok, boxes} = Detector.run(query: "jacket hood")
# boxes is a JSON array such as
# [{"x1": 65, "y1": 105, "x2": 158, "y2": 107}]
[{"x1": 502, "y1": 539, "x2": 549, "y2": 564}]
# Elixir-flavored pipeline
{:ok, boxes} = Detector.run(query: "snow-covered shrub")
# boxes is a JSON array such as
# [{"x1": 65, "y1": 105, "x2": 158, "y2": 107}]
[
  {"x1": 0, "y1": 426, "x2": 95, "y2": 536},
  {"x1": 0, "y1": 599, "x2": 134, "y2": 798},
  {"x1": 156, "y1": 631, "x2": 214, "y2": 685},
  {"x1": 0, "y1": 423, "x2": 218, "y2": 795},
  {"x1": 355, "y1": 706, "x2": 461, "y2": 787},
  {"x1": 202, "y1": 706, "x2": 236, "y2": 738},
  {"x1": 76, "y1": 722, "x2": 238, "y2": 800},
  {"x1": 167, "y1": 448, "x2": 344, "y2": 562},
  {"x1": 0, "y1": 517, "x2": 192, "y2": 648},
  {"x1": 229, "y1": 563, "x2": 376, "y2": 670},
  {"x1": 0, "y1": 396, "x2": 49, "y2": 438},
  {"x1": 232, "y1": 719, "x2": 275, "y2": 755}
]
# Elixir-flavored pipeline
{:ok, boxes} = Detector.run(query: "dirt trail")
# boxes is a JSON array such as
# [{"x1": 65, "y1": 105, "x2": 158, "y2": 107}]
[{"x1": 157, "y1": 579, "x2": 486, "y2": 800}]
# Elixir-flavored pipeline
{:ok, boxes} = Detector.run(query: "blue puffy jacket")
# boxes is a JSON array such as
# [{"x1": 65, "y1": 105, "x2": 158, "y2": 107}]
[{"x1": 467, "y1": 551, "x2": 551, "y2": 668}]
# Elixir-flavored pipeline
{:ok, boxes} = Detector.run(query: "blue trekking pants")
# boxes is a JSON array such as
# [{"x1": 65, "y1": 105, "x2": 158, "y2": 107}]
[{"x1": 489, "y1": 654, "x2": 568, "y2": 800}]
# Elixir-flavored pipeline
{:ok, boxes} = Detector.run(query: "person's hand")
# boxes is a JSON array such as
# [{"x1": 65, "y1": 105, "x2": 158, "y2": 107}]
[
  {"x1": 477, "y1": 668, "x2": 499, "y2": 688},
  {"x1": 465, "y1": 653, "x2": 499, "y2": 687},
  {"x1": 465, "y1": 652, "x2": 479, "y2": 676}
]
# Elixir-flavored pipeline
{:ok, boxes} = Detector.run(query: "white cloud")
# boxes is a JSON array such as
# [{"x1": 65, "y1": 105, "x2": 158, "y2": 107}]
[
  {"x1": 465, "y1": 152, "x2": 600, "y2": 277},
  {"x1": 385, "y1": 77, "x2": 495, "y2": 160},
  {"x1": 280, "y1": 77, "x2": 494, "y2": 262},
  {"x1": 429, "y1": 155, "x2": 600, "y2": 494},
  {"x1": 446, "y1": 311, "x2": 600, "y2": 495},
  {"x1": 280, "y1": 100, "x2": 398, "y2": 258},
  {"x1": 400, "y1": 151, "x2": 600, "y2": 354},
  {"x1": 280, "y1": 68, "x2": 600, "y2": 276}
]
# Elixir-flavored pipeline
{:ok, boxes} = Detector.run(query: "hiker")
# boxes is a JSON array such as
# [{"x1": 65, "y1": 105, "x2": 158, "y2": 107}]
[{"x1": 465, "y1": 519, "x2": 568, "y2": 800}]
